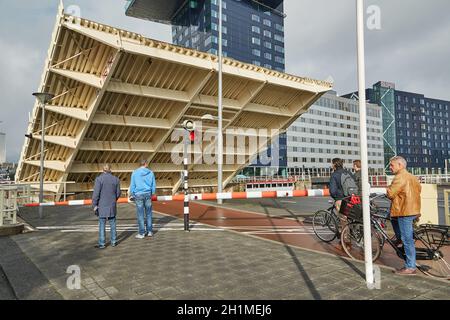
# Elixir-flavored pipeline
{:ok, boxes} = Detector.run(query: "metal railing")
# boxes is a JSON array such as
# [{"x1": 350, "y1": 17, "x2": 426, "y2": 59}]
[
  {"x1": 417, "y1": 174, "x2": 450, "y2": 184},
  {"x1": 232, "y1": 175, "x2": 309, "y2": 184},
  {"x1": 2, "y1": 181, "x2": 76, "y2": 206},
  {"x1": 0, "y1": 186, "x2": 18, "y2": 226}
]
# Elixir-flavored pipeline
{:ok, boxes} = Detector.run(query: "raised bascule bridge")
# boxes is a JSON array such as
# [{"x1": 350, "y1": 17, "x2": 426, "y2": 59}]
[{"x1": 16, "y1": 4, "x2": 332, "y2": 200}]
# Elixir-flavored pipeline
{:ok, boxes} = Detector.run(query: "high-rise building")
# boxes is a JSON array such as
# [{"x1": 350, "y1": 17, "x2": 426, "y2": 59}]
[
  {"x1": 0, "y1": 133, "x2": 5, "y2": 164},
  {"x1": 286, "y1": 92, "x2": 385, "y2": 176},
  {"x1": 170, "y1": 0, "x2": 285, "y2": 72},
  {"x1": 126, "y1": 0, "x2": 287, "y2": 175},
  {"x1": 126, "y1": 0, "x2": 285, "y2": 71},
  {"x1": 345, "y1": 81, "x2": 450, "y2": 173}
]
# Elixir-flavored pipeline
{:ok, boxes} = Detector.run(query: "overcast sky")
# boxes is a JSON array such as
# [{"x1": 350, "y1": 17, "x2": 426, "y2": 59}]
[{"x1": 0, "y1": 0, "x2": 449, "y2": 162}]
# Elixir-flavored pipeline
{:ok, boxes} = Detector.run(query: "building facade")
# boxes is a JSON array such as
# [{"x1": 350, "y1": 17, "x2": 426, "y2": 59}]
[
  {"x1": 286, "y1": 92, "x2": 385, "y2": 176},
  {"x1": 171, "y1": 0, "x2": 285, "y2": 72},
  {"x1": 347, "y1": 82, "x2": 450, "y2": 173}
]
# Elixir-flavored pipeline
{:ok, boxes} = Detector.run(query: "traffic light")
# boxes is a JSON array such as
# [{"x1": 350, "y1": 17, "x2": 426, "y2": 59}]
[
  {"x1": 182, "y1": 120, "x2": 195, "y2": 144},
  {"x1": 182, "y1": 119, "x2": 194, "y2": 131}
]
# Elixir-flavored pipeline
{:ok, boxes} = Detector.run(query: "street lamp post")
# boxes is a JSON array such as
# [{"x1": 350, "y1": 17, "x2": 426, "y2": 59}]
[
  {"x1": 32, "y1": 92, "x2": 54, "y2": 219},
  {"x1": 217, "y1": 0, "x2": 224, "y2": 204}
]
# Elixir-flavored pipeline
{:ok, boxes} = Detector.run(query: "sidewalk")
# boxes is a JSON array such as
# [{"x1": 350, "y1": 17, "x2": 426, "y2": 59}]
[{"x1": 0, "y1": 204, "x2": 448, "y2": 300}]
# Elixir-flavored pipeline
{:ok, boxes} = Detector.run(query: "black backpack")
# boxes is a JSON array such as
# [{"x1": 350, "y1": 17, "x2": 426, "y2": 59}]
[{"x1": 340, "y1": 170, "x2": 359, "y2": 196}]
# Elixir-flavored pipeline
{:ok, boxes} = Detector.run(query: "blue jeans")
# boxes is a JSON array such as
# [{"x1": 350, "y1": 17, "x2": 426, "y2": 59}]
[
  {"x1": 135, "y1": 193, "x2": 153, "y2": 236},
  {"x1": 99, "y1": 217, "x2": 117, "y2": 246},
  {"x1": 391, "y1": 215, "x2": 416, "y2": 269}
]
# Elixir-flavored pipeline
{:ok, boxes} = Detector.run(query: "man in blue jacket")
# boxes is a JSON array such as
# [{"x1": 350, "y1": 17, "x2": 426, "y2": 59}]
[
  {"x1": 92, "y1": 164, "x2": 121, "y2": 248},
  {"x1": 129, "y1": 159, "x2": 156, "y2": 239}
]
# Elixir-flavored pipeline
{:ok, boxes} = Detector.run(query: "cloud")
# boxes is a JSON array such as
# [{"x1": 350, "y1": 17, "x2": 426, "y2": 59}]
[{"x1": 284, "y1": 0, "x2": 450, "y2": 100}]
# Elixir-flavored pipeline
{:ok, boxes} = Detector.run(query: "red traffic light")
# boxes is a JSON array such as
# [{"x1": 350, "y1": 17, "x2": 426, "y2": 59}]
[{"x1": 189, "y1": 130, "x2": 195, "y2": 142}]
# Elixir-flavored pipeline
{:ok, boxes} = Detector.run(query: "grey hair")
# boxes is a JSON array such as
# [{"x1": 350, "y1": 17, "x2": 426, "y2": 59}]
[
  {"x1": 103, "y1": 164, "x2": 111, "y2": 172},
  {"x1": 390, "y1": 156, "x2": 407, "y2": 168},
  {"x1": 140, "y1": 159, "x2": 149, "y2": 166}
]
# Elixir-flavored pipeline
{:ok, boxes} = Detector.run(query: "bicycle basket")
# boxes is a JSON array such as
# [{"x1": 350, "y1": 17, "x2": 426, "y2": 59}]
[
  {"x1": 348, "y1": 203, "x2": 363, "y2": 222},
  {"x1": 340, "y1": 195, "x2": 361, "y2": 219}
]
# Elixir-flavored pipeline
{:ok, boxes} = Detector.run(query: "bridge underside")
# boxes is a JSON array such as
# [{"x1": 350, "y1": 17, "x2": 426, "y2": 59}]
[{"x1": 16, "y1": 5, "x2": 332, "y2": 197}]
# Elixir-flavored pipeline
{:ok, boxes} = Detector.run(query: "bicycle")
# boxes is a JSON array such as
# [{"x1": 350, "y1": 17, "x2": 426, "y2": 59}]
[
  {"x1": 312, "y1": 200, "x2": 341, "y2": 242},
  {"x1": 312, "y1": 193, "x2": 384, "y2": 243},
  {"x1": 341, "y1": 196, "x2": 450, "y2": 279}
]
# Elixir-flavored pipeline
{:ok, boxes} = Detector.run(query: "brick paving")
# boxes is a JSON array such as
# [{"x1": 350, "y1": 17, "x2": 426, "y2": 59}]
[{"x1": 0, "y1": 204, "x2": 448, "y2": 300}]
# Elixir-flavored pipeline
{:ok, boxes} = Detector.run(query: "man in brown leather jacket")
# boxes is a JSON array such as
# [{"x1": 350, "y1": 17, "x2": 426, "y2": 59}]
[{"x1": 387, "y1": 156, "x2": 421, "y2": 275}]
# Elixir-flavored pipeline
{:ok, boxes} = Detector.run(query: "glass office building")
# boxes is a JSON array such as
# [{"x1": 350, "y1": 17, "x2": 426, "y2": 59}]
[
  {"x1": 346, "y1": 81, "x2": 450, "y2": 173},
  {"x1": 171, "y1": 0, "x2": 285, "y2": 72}
]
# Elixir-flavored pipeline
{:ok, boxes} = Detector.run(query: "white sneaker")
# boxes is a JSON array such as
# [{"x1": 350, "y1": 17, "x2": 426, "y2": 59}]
[
  {"x1": 135, "y1": 234, "x2": 145, "y2": 239},
  {"x1": 146, "y1": 232, "x2": 153, "y2": 237}
]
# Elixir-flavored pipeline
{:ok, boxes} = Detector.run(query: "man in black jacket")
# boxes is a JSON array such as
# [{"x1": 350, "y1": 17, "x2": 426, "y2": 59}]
[
  {"x1": 352, "y1": 160, "x2": 362, "y2": 194},
  {"x1": 92, "y1": 164, "x2": 121, "y2": 249},
  {"x1": 329, "y1": 158, "x2": 346, "y2": 212}
]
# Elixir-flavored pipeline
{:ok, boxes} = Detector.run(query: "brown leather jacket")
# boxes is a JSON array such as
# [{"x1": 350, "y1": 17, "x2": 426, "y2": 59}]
[{"x1": 386, "y1": 168, "x2": 421, "y2": 217}]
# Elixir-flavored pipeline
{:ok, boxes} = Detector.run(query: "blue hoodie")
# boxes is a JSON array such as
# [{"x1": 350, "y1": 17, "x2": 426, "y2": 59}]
[{"x1": 129, "y1": 167, "x2": 156, "y2": 196}]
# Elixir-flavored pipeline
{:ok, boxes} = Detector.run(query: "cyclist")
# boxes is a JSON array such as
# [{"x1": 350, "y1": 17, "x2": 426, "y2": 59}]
[
  {"x1": 329, "y1": 158, "x2": 358, "y2": 248},
  {"x1": 387, "y1": 156, "x2": 421, "y2": 276},
  {"x1": 352, "y1": 160, "x2": 362, "y2": 194}
]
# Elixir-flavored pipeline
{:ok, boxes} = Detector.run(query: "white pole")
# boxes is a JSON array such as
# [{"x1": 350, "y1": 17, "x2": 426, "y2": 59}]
[
  {"x1": 217, "y1": 0, "x2": 223, "y2": 204},
  {"x1": 356, "y1": 0, "x2": 374, "y2": 286}
]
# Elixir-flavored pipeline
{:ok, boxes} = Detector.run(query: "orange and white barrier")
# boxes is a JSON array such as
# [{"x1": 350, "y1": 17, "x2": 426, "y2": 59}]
[{"x1": 23, "y1": 188, "x2": 331, "y2": 207}]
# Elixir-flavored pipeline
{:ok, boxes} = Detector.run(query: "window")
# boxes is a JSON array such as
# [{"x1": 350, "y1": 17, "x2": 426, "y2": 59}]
[
  {"x1": 275, "y1": 23, "x2": 284, "y2": 32},
  {"x1": 251, "y1": 14, "x2": 260, "y2": 22},
  {"x1": 274, "y1": 34, "x2": 284, "y2": 42},
  {"x1": 275, "y1": 56, "x2": 284, "y2": 64},
  {"x1": 252, "y1": 26, "x2": 260, "y2": 34},
  {"x1": 264, "y1": 63, "x2": 272, "y2": 69},
  {"x1": 264, "y1": 52, "x2": 272, "y2": 60},
  {"x1": 264, "y1": 41, "x2": 272, "y2": 49},
  {"x1": 252, "y1": 37, "x2": 260, "y2": 45},
  {"x1": 274, "y1": 45, "x2": 284, "y2": 53},
  {"x1": 252, "y1": 49, "x2": 261, "y2": 57},
  {"x1": 263, "y1": 30, "x2": 272, "y2": 38},
  {"x1": 263, "y1": 19, "x2": 271, "y2": 27},
  {"x1": 252, "y1": 60, "x2": 260, "y2": 66}
]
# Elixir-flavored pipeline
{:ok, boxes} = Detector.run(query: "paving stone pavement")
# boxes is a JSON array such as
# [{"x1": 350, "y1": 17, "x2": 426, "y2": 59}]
[{"x1": 0, "y1": 204, "x2": 448, "y2": 300}]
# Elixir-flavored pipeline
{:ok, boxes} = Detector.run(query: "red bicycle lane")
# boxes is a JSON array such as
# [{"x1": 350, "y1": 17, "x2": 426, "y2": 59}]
[{"x1": 153, "y1": 200, "x2": 405, "y2": 270}]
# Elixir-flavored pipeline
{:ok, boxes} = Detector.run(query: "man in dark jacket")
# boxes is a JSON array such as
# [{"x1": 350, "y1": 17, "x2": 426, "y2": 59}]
[
  {"x1": 329, "y1": 158, "x2": 346, "y2": 212},
  {"x1": 329, "y1": 158, "x2": 355, "y2": 247},
  {"x1": 92, "y1": 164, "x2": 121, "y2": 249},
  {"x1": 353, "y1": 160, "x2": 362, "y2": 194}
]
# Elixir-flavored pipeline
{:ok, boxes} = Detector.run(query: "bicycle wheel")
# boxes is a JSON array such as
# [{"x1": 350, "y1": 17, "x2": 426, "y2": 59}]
[
  {"x1": 312, "y1": 210, "x2": 339, "y2": 242},
  {"x1": 340, "y1": 222, "x2": 382, "y2": 262},
  {"x1": 415, "y1": 228, "x2": 450, "y2": 279}
]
